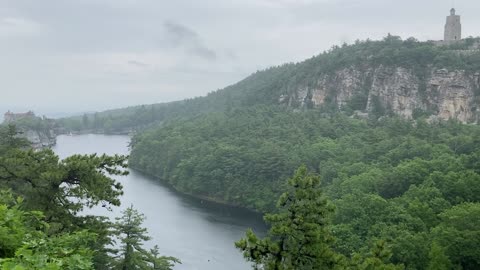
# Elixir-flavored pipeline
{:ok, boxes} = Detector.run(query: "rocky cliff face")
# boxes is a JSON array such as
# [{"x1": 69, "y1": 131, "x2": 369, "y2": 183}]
[
  {"x1": 281, "y1": 66, "x2": 480, "y2": 123},
  {"x1": 20, "y1": 129, "x2": 56, "y2": 149}
]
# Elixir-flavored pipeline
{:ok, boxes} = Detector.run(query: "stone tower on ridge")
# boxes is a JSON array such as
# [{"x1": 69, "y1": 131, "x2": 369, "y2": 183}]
[{"x1": 444, "y1": 8, "x2": 461, "y2": 41}]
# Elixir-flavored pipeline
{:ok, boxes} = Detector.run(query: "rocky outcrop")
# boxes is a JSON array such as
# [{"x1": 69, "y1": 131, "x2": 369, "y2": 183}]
[
  {"x1": 2, "y1": 111, "x2": 57, "y2": 149},
  {"x1": 281, "y1": 66, "x2": 480, "y2": 123},
  {"x1": 20, "y1": 129, "x2": 56, "y2": 149}
]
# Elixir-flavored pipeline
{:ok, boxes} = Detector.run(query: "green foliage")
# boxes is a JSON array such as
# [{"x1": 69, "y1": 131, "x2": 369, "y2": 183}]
[
  {"x1": 0, "y1": 192, "x2": 43, "y2": 259},
  {"x1": 370, "y1": 95, "x2": 387, "y2": 118},
  {"x1": 58, "y1": 37, "x2": 480, "y2": 134},
  {"x1": 426, "y1": 242, "x2": 451, "y2": 270},
  {"x1": 431, "y1": 203, "x2": 480, "y2": 269},
  {"x1": 1, "y1": 231, "x2": 96, "y2": 270},
  {"x1": 236, "y1": 167, "x2": 404, "y2": 270},
  {"x1": 114, "y1": 206, "x2": 151, "y2": 269},
  {"x1": 0, "y1": 125, "x2": 128, "y2": 228},
  {"x1": 9, "y1": 35, "x2": 480, "y2": 269},
  {"x1": 412, "y1": 108, "x2": 433, "y2": 120},
  {"x1": 350, "y1": 240, "x2": 404, "y2": 270},
  {"x1": 0, "y1": 191, "x2": 95, "y2": 270},
  {"x1": 0, "y1": 146, "x2": 128, "y2": 232},
  {"x1": 235, "y1": 166, "x2": 342, "y2": 270},
  {"x1": 0, "y1": 127, "x2": 178, "y2": 269},
  {"x1": 0, "y1": 125, "x2": 30, "y2": 151},
  {"x1": 130, "y1": 106, "x2": 480, "y2": 268},
  {"x1": 0, "y1": 115, "x2": 58, "y2": 150},
  {"x1": 344, "y1": 91, "x2": 369, "y2": 112},
  {"x1": 113, "y1": 206, "x2": 180, "y2": 270},
  {"x1": 147, "y1": 246, "x2": 180, "y2": 270},
  {"x1": 9, "y1": 115, "x2": 56, "y2": 135}
]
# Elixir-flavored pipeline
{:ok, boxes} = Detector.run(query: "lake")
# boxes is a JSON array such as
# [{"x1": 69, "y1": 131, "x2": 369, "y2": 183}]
[{"x1": 53, "y1": 134, "x2": 267, "y2": 270}]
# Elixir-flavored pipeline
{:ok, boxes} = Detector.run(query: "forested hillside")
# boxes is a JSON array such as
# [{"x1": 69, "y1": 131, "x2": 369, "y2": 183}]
[
  {"x1": 56, "y1": 36, "x2": 480, "y2": 268},
  {"x1": 59, "y1": 36, "x2": 480, "y2": 133},
  {"x1": 130, "y1": 106, "x2": 480, "y2": 269}
]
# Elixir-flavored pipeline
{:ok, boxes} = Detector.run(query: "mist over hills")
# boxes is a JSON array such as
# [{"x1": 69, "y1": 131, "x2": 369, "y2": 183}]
[{"x1": 58, "y1": 35, "x2": 480, "y2": 133}]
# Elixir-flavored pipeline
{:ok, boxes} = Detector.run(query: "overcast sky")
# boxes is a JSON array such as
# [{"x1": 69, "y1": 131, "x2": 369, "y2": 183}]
[{"x1": 0, "y1": 0, "x2": 479, "y2": 116}]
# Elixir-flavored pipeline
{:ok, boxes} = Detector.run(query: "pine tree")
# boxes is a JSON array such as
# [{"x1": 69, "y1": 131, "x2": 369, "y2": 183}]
[
  {"x1": 147, "y1": 245, "x2": 181, "y2": 270},
  {"x1": 351, "y1": 240, "x2": 404, "y2": 270},
  {"x1": 235, "y1": 166, "x2": 342, "y2": 270},
  {"x1": 113, "y1": 205, "x2": 179, "y2": 270},
  {"x1": 114, "y1": 206, "x2": 151, "y2": 270},
  {"x1": 0, "y1": 124, "x2": 29, "y2": 151}
]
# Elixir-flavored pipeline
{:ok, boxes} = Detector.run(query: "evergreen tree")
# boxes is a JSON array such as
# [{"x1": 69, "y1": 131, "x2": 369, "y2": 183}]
[
  {"x1": 147, "y1": 245, "x2": 180, "y2": 270},
  {"x1": 114, "y1": 206, "x2": 151, "y2": 270},
  {"x1": 0, "y1": 127, "x2": 180, "y2": 270},
  {"x1": 350, "y1": 240, "x2": 404, "y2": 270},
  {"x1": 235, "y1": 166, "x2": 342, "y2": 270},
  {"x1": 0, "y1": 124, "x2": 29, "y2": 151},
  {"x1": 114, "y1": 206, "x2": 179, "y2": 270}
]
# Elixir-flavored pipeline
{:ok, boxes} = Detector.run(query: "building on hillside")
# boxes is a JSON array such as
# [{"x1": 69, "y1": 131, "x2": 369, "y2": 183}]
[
  {"x1": 3, "y1": 111, "x2": 35, "y2": 123},
  {"x1": 444, "y1": 8, "x2": 461, "y2": 42}
]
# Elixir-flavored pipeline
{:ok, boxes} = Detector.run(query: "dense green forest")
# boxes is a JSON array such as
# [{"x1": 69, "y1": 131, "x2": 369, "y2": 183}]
[
  {"x1": 236, "y1": 166, "x2": 404, "y2": 270},
  {"x1": 58, "y1": 36, "x2": 480, "y2": 134},
  {"x1": 130, "y1": 106, "x2": 480, "y2": 269},
  {"x1": 6, "y1": 122, "x2": 477, "y2": 269},
  {"x1": 0, "y1": 125, "x2": 179, "y2": 269},
  {"x1": 32, "y1": 35, "x2": 480, "y2": 269}
]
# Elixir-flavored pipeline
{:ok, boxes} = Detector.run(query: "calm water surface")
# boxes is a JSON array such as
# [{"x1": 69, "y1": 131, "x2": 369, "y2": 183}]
[{"x1": 53, "y1": 134, "x2": 267, "y2": 270}]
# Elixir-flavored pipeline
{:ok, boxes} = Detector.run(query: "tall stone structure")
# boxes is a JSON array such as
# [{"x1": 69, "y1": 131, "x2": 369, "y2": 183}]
[{"x1": 444, "y1": 8, "x2": 461, "y2": 41}]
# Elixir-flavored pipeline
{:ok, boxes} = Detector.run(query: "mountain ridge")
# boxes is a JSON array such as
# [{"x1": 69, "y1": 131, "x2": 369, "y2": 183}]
[{"x1": 58, "y1": 35, "x2": 480, "y2": 132}]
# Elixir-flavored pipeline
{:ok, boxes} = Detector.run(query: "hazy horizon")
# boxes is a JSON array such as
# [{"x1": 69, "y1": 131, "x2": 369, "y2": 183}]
[{"x1": 1, "y1": 0, "x2": 479, "y2": 117}]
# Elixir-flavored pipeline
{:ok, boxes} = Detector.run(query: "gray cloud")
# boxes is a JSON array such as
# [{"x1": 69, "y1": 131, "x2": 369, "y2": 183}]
[{"x1": 163, "y1": 21, "x2": 217, "y2": 60}]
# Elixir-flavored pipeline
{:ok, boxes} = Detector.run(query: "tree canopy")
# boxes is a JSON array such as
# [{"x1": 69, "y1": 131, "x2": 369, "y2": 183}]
[
  {"x1": 129, "y1": 106, "x2": 480, "y2": 269},
  {"x1": 0, "y1": 125, "x2": 178, "y2": 270}
]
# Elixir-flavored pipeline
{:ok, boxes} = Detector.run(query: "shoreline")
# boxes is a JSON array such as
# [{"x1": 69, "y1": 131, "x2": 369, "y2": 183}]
[
  {"x1": 130, "y1": 166, "x2": 264, "y2": 215},
  {"x1": 54, "y1": 132, "x2": 264, "y2": 215},
  {"x1": 58, "y1": 130, "x2": 132, "y2": 136}
]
